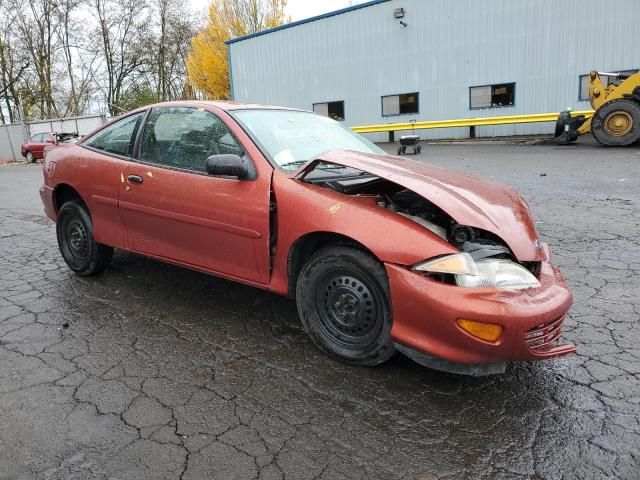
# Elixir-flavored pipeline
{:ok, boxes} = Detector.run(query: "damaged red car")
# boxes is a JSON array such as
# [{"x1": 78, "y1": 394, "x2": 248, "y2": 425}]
[{"x1": 40, "y1": 101, "x2": 575, "y2": 375}]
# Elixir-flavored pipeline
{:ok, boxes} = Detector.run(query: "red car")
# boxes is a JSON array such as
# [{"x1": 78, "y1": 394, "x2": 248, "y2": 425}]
[
  {"x1": 39, "y1": 101, "x2": 575, "y2": 375},
  {"x1": 22, "y1": 132, "x2": 78, "y2": 162}
]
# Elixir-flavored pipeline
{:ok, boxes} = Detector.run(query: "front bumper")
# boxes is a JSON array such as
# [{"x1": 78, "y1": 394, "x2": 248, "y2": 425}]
[{"x1": 386, "y1": 261, "x2": 575, "y2": 365}]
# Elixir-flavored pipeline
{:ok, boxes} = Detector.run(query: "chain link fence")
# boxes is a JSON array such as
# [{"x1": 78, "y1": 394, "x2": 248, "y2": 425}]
[{"x1": 0, "y1": 114, "x2": 107, "y2": 162}]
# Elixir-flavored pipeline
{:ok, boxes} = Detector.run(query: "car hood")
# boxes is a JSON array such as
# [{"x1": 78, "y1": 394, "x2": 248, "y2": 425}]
[{"x1": 298, "y1": 149, "x2": 544, "y2": 261}]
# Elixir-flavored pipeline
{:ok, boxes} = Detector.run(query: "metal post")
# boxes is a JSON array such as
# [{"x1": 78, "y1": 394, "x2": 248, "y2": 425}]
[
  {"x1": 17, "y1": 94, "x2": 29, "y2": 143},
  {"x1": 4, "y1": 125, "x2": 17, "y2": 162}
]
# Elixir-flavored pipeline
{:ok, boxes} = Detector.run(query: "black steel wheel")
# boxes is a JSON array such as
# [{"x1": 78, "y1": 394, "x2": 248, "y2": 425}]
[
  {"x1": 296, "y1": 246, "x2": 395, "y2": 366},
  {"x1": 592, "y1": 99, "x2": 640, "y2": 146},
  {"x1": 56, "y1": 201, "x2": 113, "y2": 276},
  {"x1": 401, "y1": 145, "x2": 407, "y2": 154}
]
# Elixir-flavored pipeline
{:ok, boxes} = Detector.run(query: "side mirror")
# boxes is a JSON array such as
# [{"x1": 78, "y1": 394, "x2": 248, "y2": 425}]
[{"x1": 205, "y1": 154, "x2": 255, "y2": 180}]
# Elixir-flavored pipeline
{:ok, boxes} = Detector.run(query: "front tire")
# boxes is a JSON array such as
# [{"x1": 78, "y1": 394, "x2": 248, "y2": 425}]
[
  {"x1": 591, "y1": 99, "x2": 640, "y2": 146},
  {"x1": 296, "y1": 246, "x2": 395, "y2": 366},
  {"x1": 25, "y1": 151, "x2": 34, "y2": 163},
  {"x1": 56, "y1": 201, "x2": 113, "y2": 276}
]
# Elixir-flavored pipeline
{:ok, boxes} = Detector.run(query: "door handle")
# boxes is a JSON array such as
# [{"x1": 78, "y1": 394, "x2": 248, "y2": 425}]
[{"x1": 127, "y1": 175, "x2": 144, "y2": 184}]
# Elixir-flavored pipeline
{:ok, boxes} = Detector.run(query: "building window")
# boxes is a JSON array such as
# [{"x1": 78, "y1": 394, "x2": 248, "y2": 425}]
[
  {"x1": 469, "y1": 83, "x2": 515, "y2": 109},
  {"x1": 313, "y1": 101, "x2": 345, "y2": 121},
  {"x1": 382, "y1": 93, "x2": 419, "y2": 116},
  {"x1": 579, "y1": 70, "x2": 638, "y2": 101}
]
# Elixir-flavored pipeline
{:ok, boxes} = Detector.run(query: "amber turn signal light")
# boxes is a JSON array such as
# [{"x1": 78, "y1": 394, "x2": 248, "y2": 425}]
[{"x1": 457, "y1": 319, "x2": 503, "y2": 342}]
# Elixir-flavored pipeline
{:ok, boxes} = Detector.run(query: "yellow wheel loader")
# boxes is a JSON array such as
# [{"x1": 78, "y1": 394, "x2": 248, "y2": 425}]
[{"x1": 555, "y1": 70, "x2": 640, "y2": 146}]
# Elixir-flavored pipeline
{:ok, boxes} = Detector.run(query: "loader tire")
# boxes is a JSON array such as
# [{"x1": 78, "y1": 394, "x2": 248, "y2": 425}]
[{"x1": 591, "y1": 99, "x2": 640, "y2": 146}]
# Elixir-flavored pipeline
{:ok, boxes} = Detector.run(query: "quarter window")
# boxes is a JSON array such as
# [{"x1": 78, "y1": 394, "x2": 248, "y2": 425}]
[
  {"x1": 382, "y1": 93, "x2": 419, "y2": 116},
  {"x1": 313, "y1": 101, "x2": 345, "y2": 121},
  {"x1": 83, "y1": 112, "x2": 145, "y2": 157},
  {"x1": 139, "y1": 108, "x2": 243, "y2": 173},
  {"x1": 579, "y1": 70, "x2": 638, "y2": 101},
  {"x1": 470, "y1": 83, "x2": 515, "y2": 109}
]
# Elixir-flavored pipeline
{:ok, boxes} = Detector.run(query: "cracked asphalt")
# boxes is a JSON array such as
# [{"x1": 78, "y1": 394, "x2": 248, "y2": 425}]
[{"x1": 0, "y1": 139, "x2": 639, "y2": 479}]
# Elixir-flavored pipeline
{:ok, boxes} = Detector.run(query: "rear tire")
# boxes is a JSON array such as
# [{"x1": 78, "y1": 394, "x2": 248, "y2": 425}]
[
  {"x1": 295, "y1": 246, "x2": 395, "y2": 366},
  {"x1": 56, "y1": 201, "x2": 113, "y2": 276},
  {"x1": 592, "y1": 99, "x2": 640, "y2": 146}
]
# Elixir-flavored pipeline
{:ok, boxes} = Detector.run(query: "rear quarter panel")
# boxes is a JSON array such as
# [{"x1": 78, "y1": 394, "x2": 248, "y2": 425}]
[{"x1": 45, "y1": 144, "x2": 127, "y2": 249}]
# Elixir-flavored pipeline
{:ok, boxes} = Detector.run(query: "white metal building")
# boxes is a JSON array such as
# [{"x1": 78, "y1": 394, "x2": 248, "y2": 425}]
[{"x1": 227, "y1": 0, "x2": 640, "y2": 140}]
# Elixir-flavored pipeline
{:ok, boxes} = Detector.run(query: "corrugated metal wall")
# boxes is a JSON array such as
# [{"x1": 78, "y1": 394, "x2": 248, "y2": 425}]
[{"x1": 229, "y1": 0, "x2": 640, "y2": 141}]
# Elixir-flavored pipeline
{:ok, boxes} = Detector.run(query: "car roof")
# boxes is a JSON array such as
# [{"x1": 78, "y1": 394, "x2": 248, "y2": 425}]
[{"x1": 129, "y1": 100, "x2": 306, "y2": 114}]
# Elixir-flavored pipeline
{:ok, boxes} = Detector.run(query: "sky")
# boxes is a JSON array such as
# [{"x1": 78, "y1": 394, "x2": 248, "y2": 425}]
[
  {"x1": 286, "y1": 0, "x2": 365, "y2": 21},
  {"x1": 189, "y1": 0, "x2": 365, "y2": 22}
]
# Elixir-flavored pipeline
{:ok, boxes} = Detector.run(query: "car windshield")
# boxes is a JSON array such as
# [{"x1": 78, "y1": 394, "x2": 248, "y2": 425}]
[{"x1": 231, "y1": 109, "x2": 385, "y2": 171}]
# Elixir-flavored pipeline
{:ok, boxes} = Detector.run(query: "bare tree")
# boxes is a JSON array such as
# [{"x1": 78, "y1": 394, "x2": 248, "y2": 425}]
[
  {"x1": 10, "y1": 0, "x2": 60, "y2": 118},
  {"x1": 91, "y1": 0, "x2": 151, "y2": 115},
  {"x1": 0, "y1": 2, "x2": 30, "y2": 123},
  {"x1": 153, "y1": 0, "x2": 198, "y2": 102},
  {"x1": 54, "y1": 0, "x2": 86, "y2": 116},
  {"x1": 0, "y1": 0, "x2": 200, "y2": 121}
]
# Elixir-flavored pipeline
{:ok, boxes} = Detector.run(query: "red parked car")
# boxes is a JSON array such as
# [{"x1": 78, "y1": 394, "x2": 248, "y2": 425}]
[
  {"x1": 22, "y1": 132, "x2": 78, "y2": 162},
  {"x1": 39, "y1": 101, "x2": 575, "y2": 375}
]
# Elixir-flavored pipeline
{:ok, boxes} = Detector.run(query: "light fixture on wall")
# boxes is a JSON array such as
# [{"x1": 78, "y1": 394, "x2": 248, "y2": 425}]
[{"x1": 394, "y1": 7, "x2": 407, "y2": 27}]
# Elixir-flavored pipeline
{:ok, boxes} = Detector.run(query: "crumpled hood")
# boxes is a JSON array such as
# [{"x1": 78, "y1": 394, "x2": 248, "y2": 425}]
[{"x1": 302, "y1": 149, "x2": 544, "y2": 261}]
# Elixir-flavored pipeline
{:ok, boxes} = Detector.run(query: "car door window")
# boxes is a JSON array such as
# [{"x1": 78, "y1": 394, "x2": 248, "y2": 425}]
[
  {"x1": 32, "y1": 134, "x2": 44, "y2": 143},
  {"x1": 139, "y1": 107, "x2": 243, "y2": 173},
  {"x1": 84, "y1": 112, "x2": 145, "y2": 157}
]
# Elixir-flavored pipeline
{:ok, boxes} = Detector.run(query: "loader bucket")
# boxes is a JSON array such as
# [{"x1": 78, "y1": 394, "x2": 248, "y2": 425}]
[{"x1": 554, "y1": 110, "x2": 587, "y2": 144}]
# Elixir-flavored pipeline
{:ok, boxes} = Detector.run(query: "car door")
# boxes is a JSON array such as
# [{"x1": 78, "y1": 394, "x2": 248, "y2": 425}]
[
  {"x1": 118, "y1": 106, "x2": 272, "y2": 285},
  {"x1": 31, "y1": 134, "x2": 46, "y2": 157},
  {"x1": 42, "y1": 133, "x2": 56, "y2": 156},
  {"x1": 79, "y1": 111, "x2": 147, "y2": 249}
]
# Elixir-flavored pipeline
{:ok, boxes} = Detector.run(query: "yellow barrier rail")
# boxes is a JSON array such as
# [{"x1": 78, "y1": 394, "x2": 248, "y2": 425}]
[{"x1": 352, "y1": 110, "x2": 595, "y2": 133}]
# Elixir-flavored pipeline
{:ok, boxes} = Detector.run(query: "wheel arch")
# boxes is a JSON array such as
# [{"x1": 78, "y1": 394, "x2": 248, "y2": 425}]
[
  {"x1": 53, "y1": 183, "x2": 87, "y2": 214},
  {"x1": 287, "y1": 231, "x2": 378, "y2": 297}
]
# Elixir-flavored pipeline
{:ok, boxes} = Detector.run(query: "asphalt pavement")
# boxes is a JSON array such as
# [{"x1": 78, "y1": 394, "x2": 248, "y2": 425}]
[{"x1": 0, "y1": 138, "x2": 639, "y2": 479}]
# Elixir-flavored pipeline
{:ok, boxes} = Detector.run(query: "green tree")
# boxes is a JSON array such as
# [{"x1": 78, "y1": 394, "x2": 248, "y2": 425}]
[{"x1": 186, "y1": 0, "x2": 288, "y2": 99}]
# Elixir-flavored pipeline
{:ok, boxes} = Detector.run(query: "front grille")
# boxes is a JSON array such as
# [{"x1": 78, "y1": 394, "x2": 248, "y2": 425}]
[{"x1": 524, "y1": 315, "x2": 564, "y2": 352}]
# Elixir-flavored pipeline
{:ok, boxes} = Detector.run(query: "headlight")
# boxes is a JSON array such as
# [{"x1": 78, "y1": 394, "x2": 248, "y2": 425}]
[{"x1": 413, "y1": 253, "x2": 541, "y2": 291}]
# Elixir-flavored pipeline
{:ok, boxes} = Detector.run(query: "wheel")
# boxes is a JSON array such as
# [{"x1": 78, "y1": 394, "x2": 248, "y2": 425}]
[
  {"x1": 591, "y1": 99, "x2": 640, "y2": 146},
  {"x1": 401, "y1": 145, "x2": 407, "y2": 154},
  {"x1": 295, "y1": 246, "x2": 395, "y2": 366},
  {"x1": 56, "y1": 201, "x2": 113, "y2": 276},
  {"x1": 25, "y1": 151, "x2": 34, "y2": 163}
]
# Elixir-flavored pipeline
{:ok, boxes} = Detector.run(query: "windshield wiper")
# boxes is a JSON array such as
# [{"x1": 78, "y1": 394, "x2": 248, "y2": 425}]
[{"x1": 280, "y1": 160, "x2": 309, "y2": 169}]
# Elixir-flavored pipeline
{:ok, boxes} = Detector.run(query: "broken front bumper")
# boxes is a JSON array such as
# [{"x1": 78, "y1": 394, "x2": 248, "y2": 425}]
[{"x1": 386, "y1": 261, "x2": 575, "y2": 368}]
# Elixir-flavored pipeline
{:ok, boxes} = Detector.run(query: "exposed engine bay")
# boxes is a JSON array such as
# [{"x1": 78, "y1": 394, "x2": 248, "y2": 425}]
[{"x1": 303, "y1": 171, "x2": 540, "y2": 276}]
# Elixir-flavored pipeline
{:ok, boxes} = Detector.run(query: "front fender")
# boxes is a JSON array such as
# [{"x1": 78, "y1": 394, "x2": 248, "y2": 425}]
[{"x1": 268, "y1": 172, "x2": 457, "y2": 294}]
